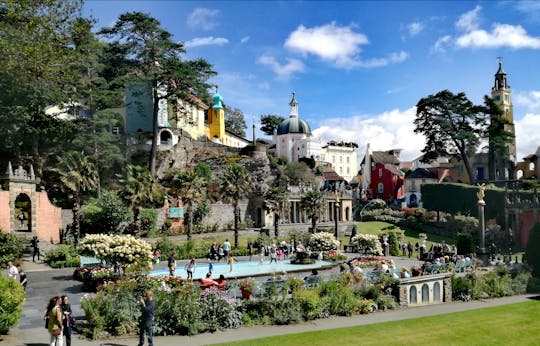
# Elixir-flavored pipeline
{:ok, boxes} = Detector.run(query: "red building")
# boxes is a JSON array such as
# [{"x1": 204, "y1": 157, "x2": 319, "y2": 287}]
[{"x1": 361, "y1": 148, "x2": 405, "y2": 203}]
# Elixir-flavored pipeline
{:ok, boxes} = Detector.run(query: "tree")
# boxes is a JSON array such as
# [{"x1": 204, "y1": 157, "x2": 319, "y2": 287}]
[
  {"x1": 526, "y1": 223, "x2": 540, "y2": 277},
  {"x1": 99, "y1": 12, "x2": 216, "y2": 175},
  {"x1": 415, "y1": 90, "x2": 485, "y2": 184},
  {"x1": 0, "y1": 0, "x2": 86, "y2": 174},
  {"x1": 118, "y1": 165, "x2": 164, "y2": 235},
  {"x1": 53, "y1": 151, "x2": 98, "y2": 247},
  {"x1": 260, "y1": 114, "x2": 285, "y2": 136},
  {"x1": 284, "y1": 162, "x2": 318, "y2": 186},
  {"x1": 300, "y1": 190, "x2": 326, "y2": 233},
  {"x1": 163, "y1": 168, "x2": 207, "y2": 240},
  {"x1": 224, "y1": 105, "x2": 247, "y2": 137},
  {"x1": 263, "y1": 187, "x2": 290, "y2": 238},
  {"x1": 482, "y1": 96, "x2": 515, "y2": 180},
  {"x1": 220, "y1": 164, "x2": 252, "y2": 248}
]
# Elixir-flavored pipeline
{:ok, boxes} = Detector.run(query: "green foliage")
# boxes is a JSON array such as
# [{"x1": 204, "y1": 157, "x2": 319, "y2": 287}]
[
  {"x1": 283, "y1": 162, "x2": 317, "y2": 186},
  {"x1": 453, "y1": 268, "x2": 533, "y2": 300},
  {"x1": 81, "y1": 190, "x2": 133, "y2": 234},
  {"x1": 294, "y1": 289, "x2": 326, "y2": 320},
  {"x1": 421, "y1": 183, "x2": 513, "y2": 225},
  {"x1": 452, "y1": 275, "x2": 474, "y2": 300},
  {"x1": 140, "y1": 208, "x2": 158, "y2": 235},
  {"x1": 260, "y1": 114, "x2": 285, "y2": 136},
  {"x1": 0, "y1": 275, "x2": 25, "y2": 334},
  {"x1": 318, "y1": 279, "x2": 360, "y2": 316},
  {"x1": 387, "y1": 231, "x2": 400, "y2": 256},
  {"x1": 224, "y1": 105, "x2": 247, "y2": 138},
  {"x1": 457, "y1": 233, "x2": 475, "y2": 255},
  {"x1": 526, "y1": 223, "x2": 540, "y2": 277},
  {"x1": 45, "y1": 245, "x2": 80, "y2": 268},
  {"x1": 0, "y1": 233, "x2": 24, "y2": 268}
]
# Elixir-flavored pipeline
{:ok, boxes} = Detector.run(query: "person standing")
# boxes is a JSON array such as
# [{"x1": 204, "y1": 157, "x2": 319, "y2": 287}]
[
  {"x1": 138, "y1": 290, "x2": 155, "y2": 346},
  {"x1": 247, "y1": 240, "x2": 253, "y2": 261},
  {"x1": 60, "y1": 296, "x2": 73, "y2": 346},
  {"x1": 47, "y1": 296, "x2": 63, "y2": 346},
  {"x1": 6, "y1": 261, "x2": 18, "y2": 280},
  {"x1": 222, "y1": 239, "x2": 231, "y2": 262},
  {"x1": 19, "y1": 267, "x2": 27, "y2": 292},
  {"x1": 208, "y1": 258, "x2": 214, "y2": 274},
  {"x1": 31, "y1": 236, "x2": 40, "y2": 262},
  {"x1": 185, "y1": 258, "x2": 196, "y2": 280},
  {"x1": 228, "y1": 256, "x2": 235, "y2": 273},
  {"x1": 167, "y1": 252, "x2": 176, "y2": 276}
]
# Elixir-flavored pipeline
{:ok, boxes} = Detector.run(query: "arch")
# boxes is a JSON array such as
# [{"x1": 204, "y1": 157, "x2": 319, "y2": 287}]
[
  {"x1": 530, "y1": 162, "x2": 535, "y2": 171},
  {"x1": 409, "y1": 286, "x2": 417, "y2": 304},
  {"x1": 15, "y1": 193, "x2": 31, "y2": 232},
  {"x1": 345, "y1": 207, "x2": 350, "y2": 221},
  {"x1": 159, "y1": 129, "x2": 173, "y2": 145},
  {"x1": 409, "y1": 194, "x2": 417, "y2": 204},
  {"x1": 421, "y1": 284, "x2": 429, "y2": 303},
  {"x1": 433, "y1": 282, "x2": 441, "y2": 303},
  {"x1": 516, "y1": 170, "x2": 524, "y2": 179}
]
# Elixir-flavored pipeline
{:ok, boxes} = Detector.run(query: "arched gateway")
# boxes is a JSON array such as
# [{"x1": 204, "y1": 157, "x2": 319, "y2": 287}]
[{"x1": 0, "y1": 163, "x2": 62, "y2": 242}]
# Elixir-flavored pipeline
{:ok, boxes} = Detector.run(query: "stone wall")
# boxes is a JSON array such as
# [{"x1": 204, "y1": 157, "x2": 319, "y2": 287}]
[
  {"x1": 0, "y1": 191, "x2": 10, "y2": 233},
  {"x1": 61, "y1": 209, "x2": 73, "y2": 232},
  {"x1": 35, "y1": 192, "x2": 62, "y2": 243},
  {"x1": 398, "y1": 273, "x2": 452, "y2": 307}
]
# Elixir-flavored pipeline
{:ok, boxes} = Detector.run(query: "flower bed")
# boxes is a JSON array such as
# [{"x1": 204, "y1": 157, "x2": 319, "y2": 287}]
[
  {"x1": 308, "y1": 232, "x2": 339, "y2": 252},
  {"x1": 350, "y1": 234, "x2": 383, "y2": 255},
  {"x1": 323, "y1": 251, "x2": 347, "y2": 262},
  {"x1": 350, "y1": 256, "x2": 395, "y2": 268}
]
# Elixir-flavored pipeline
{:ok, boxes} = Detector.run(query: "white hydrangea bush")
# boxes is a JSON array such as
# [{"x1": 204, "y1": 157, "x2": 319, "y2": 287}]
[
  {"x1": 80, "y1": 234, "x2": 153, "y2": 267},
  {"x1": 308, "y1": 232, "x2": 340, "y2": 252},
  {"x1": 350, "y1": 234, "x2": 383, "y2": 255}
]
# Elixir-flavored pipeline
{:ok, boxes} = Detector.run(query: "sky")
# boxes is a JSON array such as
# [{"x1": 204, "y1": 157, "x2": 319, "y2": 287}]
[{"x1": 83, "y1": 0, "x2": 540, "y2": 162}]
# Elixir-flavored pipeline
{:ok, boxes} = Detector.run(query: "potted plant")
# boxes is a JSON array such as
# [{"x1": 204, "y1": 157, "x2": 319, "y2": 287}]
[{"x1": 240, "y1": 277, "x2": 256, "y2": 299}]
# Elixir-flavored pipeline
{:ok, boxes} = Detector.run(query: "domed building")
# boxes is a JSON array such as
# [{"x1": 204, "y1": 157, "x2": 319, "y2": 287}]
[
  {"x1": 274, "y1": 92, "x2": 323, "y2": 163},
  {"x1": 273, "y1": 93, "x2": 358, "y2": 182}
]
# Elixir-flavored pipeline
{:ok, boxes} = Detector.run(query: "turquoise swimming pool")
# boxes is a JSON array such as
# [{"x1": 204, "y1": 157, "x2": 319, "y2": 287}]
[{"x1": 149, "y1": 259, "x2": 335, "y2": 280}]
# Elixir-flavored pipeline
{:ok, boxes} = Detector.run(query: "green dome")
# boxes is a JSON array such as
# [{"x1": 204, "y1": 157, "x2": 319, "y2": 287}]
[{"x1": 277, "y1": 117, "x2": 311, "y2": 135}]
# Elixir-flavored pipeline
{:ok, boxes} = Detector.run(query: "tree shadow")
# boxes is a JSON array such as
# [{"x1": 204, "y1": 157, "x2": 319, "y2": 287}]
[
  {"x1": 99, "y1": 343, "x2": 130, "y2": 346},
  {"x1": 527, "y1": 295, "x2": 540, "y2": 301},
  {"x1": 24, "y1": 343, "x2": 49, "y2": 346},
  {"x1": 52, "y1": 275, "x2": 74, "y2": 281}
]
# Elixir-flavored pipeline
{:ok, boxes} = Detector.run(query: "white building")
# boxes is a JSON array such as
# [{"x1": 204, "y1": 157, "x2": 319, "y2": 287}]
[{"x1": 273, "y1": 93, "x2": 358, "y2": 182}]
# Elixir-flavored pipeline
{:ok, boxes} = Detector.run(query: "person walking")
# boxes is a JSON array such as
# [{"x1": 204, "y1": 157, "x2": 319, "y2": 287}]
[
  {"x1": 19, "y1": 267, "x2": 27, "y2": 292},
  {"x1": 248, "y1": 240, "x2": 253, "y2": 261},
  {"x1": 168, "y1": 252, "x2": 176, "y2": 276},
  {"x1": 47, "y1": 296, "x2": 63, "y2": 346},
  {"x1": 6, "y1": 261, "x2": 18, "y2": 280},
  {"x1": 228, "y1": 256, "x2": 235, "y2": 273},
  {"x1": 222, "y1": 239, "x2": 231, "y2": 262},
  {"x1": 138, "y1": 290, "x2": 155, "y2": 346},
  {"x1": 60, "y1": 296, "x2": 73, "y2": 346},
  {"x1": 31, "y1": 236, "x2": 40, "y2": 262}
]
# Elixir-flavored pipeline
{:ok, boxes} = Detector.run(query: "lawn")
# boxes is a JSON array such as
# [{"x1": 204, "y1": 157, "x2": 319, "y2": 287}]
[{"x1": 214, "y1": 300, "x2": 540, "y2": 346}]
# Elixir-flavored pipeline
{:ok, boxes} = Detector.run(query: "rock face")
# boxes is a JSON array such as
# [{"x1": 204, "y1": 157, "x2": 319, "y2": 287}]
[{"x1": 156, "y1": 136, "x2": 277, "y2": 228}]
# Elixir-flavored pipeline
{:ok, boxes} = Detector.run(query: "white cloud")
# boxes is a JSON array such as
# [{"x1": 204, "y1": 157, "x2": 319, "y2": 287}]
[
  {"x1": 456, "y1": 23, "x2": 540, "y2": 49},
  {"x1": 456, "y1": 5, "x2": 481, "y2": 32},
  {"x1": 407, "y1": 21, "x2": 424, "y2": 37},
  {"x1": 431, "y1": 35, "x2": 452, "y2": 54},
  {"x1": 515, "y1": 1, "x2": 540, "y2": 23},
  {"x1": 184, "y1": 36, "x2": 229, "y2": 48},
  {"x1": 312, "y1": 107, "x2": 425, "y2": 161},
  {"x1": 284, "y1": 22, "x2": 408, "y2": 68},
  {"x1": 515, "y1": 113, "x2": 540, "y2": 159},
  {"x1": 285, "y1": 22, "x2": 368, "y2": 67},
  {"x1": 187, "y1": 8, "x2": 220, "y2": 31},
  {"x1": 240, "y1": 36, "x2": 250, "y2": 44},
  {"x1": 257, "y1": 55, "x2": 305, "y2": 80},
  {"x1": 514, "y1": 90, "x2": 540, "y2": 112}
]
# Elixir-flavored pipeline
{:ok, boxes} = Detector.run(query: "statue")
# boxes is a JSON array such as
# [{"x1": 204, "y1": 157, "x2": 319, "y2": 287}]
[{"x1": 477, "y1": 183, "x2": 486, "y2": 202}]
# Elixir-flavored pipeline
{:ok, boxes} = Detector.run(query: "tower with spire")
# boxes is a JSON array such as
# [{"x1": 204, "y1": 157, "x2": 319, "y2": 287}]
[
  {"x1": 208, "y1": 85, "x2": 226, "y2": 143},
  {"x1": 490, "y1": 58, "x2": 517, "y2": 178}
]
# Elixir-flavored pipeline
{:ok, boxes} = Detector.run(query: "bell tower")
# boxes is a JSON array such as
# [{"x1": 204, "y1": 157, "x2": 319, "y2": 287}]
[
  {"x1": 208, "y1": 85, "x2": 225, "y2": 142},
  {"x1": 491, "y1": 58, "x2": 517, "y2": 177}
]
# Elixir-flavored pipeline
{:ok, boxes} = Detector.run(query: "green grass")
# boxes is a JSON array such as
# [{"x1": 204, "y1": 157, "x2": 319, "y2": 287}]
[{"x1": 214, "y1": 301, "x2": 540, "y2": 346}]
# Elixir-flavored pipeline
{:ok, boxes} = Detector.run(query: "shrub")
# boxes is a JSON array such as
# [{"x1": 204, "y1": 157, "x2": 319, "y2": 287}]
[
  {"x1": 387, "y1": 231, "x2": 400, "y2": 256},
  {"x1": 0, "y1": 275, "x2": 25, "y2": 334},
  {"x1": 45, "y1": 245, "x2": 80, "y2": 268},
  {"x1": 526, "y1": 223, "x2": 540, "y2": 277},
  {"x1": 79, "y1": 234, "x2": 152, "y2": 268},
  {"x1": 308, "y1": 232, "x2": 339, "y2": 252},
  {"x1": 294, "y1": 289, "x2": 327, "y2": 320},
  {"x1": 376, "y1": 293, "x2": 398, "y2": 311},
  {"x1": 140, "y1": 208, "x2": 158, "y2": 236},
  {"x1": 81, "y1": 190, "x2": 133, "y2": 234},
  {"x1": 154, "y1": 285, "x2": 204, "y2": 336},
  {"x1": 0, "y1": 233, "x2": 24, "y2": 268},
  {"x1": 318, "y1": 279, "x2": 359, "y2": 316},
  {"x1": 199, "y1": 286, "x2": 242, "y2": 331},
  {"x1": 457, "y1": 233, "x2": 475, "y2": 255},
  {"x1": 350, "y1": 234, "x2": 383, "y2": 255},
  {"x1": 452, "y1": 275, "x2": 474, "y2": 300}
]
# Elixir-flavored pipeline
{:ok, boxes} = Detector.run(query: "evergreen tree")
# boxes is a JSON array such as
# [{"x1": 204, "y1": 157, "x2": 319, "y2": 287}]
[
  {"x1": 260, "y1": 114, "x2": 285, "y2": 136},
  {"x1": 220, "y1": 165, "x2": 252, "y2": 248},
  {"x1": 263, "y1": 187, "x2": 290, "y2": 238},
  {"x1": 300, "y1": 190, "x2": 326, "y2": 233}
]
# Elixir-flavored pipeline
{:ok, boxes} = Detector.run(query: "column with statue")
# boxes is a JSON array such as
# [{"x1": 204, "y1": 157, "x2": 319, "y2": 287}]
[{"x1": 477, "y1": 184, "x2": 488, "y2": 264}]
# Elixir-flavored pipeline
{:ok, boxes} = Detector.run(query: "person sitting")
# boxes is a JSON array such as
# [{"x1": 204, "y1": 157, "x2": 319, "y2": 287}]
[
  {"x1": 401, "y1": 267, "x2": 411, "y2": 278},
  {"x1": 380, "y1": 260, "x2": 389, "y2": 273},
  {"x1": 200, "y1": 272, "x2": 218, "y2": 289},
  {"x1": 152, "y1": 249, "x2": 161, "y2": 264},
  {"x1": 216, "y1": 274, "x2": 227, "y2": 291}
]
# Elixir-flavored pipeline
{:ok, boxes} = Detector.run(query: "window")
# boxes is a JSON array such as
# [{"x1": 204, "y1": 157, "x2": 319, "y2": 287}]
[
  {"x1": 378, "y1": 168, "x2": 382, "y2": 178},
  {"x1": 111, "y1": 126, "x2": 120, "y2": 135},
  {"x1": 346, "y1": 157, "x2": 349, "y2": 163},
  {"x1": 332, "y1": 155, "x2": 335, "y2": 162},
  {"x1": 411, "y1": 181, "x2": 416, "y2": 190},
  {"x1": 340, "y1": 156, "x2": 343, "y2": 163},
  {"x1": 377, "y1": 183, "x2": 384, "y2": 194},
  {"x1": 530, "y1": 163, "x2": 536, "y2": 171},
  {"x1": 504, "y1": 95, "x2": 509, "y2": 102},
  {"x1": 347, "y1": 167, "x2": 350, "y2": 174}
]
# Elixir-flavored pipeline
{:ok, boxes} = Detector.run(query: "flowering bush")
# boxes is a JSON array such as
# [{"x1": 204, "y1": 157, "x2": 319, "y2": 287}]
[
  {"x1": 80, "y1": 234, "x2": 152, "y2": 268},
  {"x1": 240, "y1": 277, "x2": 256, "y2": 293},
  {"x1": 324, "y1": 251, "x2": 347, "y2": 261},
  {"x1": 199, "y1": 286, "x2": 242, "y2": 330},
  {"x1": 309, "y1": 232, "x2": 339, "y2": 252},
  {"x1": 350, "y1": 234, "x2": 383, "y2": 256}
]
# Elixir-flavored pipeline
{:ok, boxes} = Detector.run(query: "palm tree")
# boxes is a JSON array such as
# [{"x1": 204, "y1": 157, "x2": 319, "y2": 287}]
[
  {"x1": 220, "y1": 164, "x2": 252, "y2": 248},
  {"x1": 53, "y1": 151, "x2": 98, "y2": 247},
  {"x1": 118, "y1": 165, "x2": 163, "y2": 235},
  {"x1": 300, "y1": 190, "x2": 326, "y2": 233},
  {"x1": 163, "y1": 168, "x2": 207, "y2": 240},
  {"x1": 263, "y1": 187, "x2": 289, "y2": 238}
]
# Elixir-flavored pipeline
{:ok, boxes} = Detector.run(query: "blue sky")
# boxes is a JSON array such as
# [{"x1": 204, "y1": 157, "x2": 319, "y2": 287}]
[{"x1": 84, "y1": 1, "x2": 540, "y2": 161}]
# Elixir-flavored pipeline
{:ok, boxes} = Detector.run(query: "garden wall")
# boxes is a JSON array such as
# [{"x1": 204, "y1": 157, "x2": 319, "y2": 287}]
[
  {"x1": 0, "y1": 191, "x2": 9, "y2": 233},
  {"x1": 398, "y1": 273, "x2": 452, "y2": 307}
]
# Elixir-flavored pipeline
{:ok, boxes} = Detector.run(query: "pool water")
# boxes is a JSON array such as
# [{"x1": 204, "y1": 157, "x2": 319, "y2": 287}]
[{"x1": 149, "y1": 259, "x2": 334, "y2": 280}]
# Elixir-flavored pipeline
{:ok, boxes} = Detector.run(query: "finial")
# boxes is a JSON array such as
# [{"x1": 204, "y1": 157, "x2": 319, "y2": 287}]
[
  {"x1": 29, "y1": 164, "x2": 35, "y2": 180},
  {"x1": 497, "y1": 56, "x2": 502, "y2": 65},
  {"x1": 7, "y1": 162, "x2": 13, "y2": 177}
]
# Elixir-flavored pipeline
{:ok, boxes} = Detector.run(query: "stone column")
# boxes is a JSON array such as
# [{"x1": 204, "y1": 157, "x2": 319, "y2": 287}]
[
  {"x1": 443, "y1": 276, "x2": 452, "y2": 302},
  {"x1": 478, "y1": 200, "x2": 486, "y2": 254}
]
